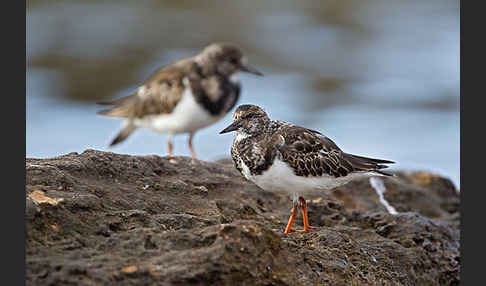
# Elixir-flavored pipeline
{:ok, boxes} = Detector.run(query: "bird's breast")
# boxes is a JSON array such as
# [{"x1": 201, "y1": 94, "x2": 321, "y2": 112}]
[
  {"x1": 135, "y1": 87, "x2": 221, "y2": 134},
  {"x1": 191, "y1": 75, "x2": 240, "y2": 116}
]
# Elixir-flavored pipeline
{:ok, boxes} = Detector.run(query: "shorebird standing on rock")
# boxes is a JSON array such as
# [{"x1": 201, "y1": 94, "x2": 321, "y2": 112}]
[
  {"x1": 98, "y1": 43, "x2": 262, "y2": 162},
  {"x1": 220, "y1": 104, "x2": 395, "y2": 234}
]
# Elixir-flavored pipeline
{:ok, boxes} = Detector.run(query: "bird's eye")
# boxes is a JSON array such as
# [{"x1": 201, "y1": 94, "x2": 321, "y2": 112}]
[
  {"x1": 230, "y1": 57, "x2": 239, "y2": 64},
  {"x1": 246, "y1": 114, "x2": 254, "y2": 119}
]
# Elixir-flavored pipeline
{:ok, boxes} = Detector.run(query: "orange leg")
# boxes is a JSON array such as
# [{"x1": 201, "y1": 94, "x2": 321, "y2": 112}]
[
  {"x1": 168, "y1": 136, "x2": 177, "y2": 163},
  {"x1": 168, "y1": 140, "x2": 173, "y2": 157},
  {"x1": 284, "y1": 197, "x2": 316, "y2": 234},
  {"x1": 284, "y1": 202, "x2": 299, "y2": 234},
  {"x1": 299, "y1": 197, "x2": 316, "y2": 232},
  {"x1": 188, "y1": 133, "x2": 197, "y2": 159}
]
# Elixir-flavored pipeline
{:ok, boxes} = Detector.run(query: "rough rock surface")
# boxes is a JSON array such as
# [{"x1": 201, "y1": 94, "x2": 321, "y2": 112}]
[{"x1": 26, "y1": 150, "x2": 460, "y2": 285}]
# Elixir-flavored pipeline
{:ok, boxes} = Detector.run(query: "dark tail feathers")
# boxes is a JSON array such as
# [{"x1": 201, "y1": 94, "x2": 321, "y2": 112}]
[
  {"x1": 349, "y1": 154, "x2": 395, "y2": 165},
  {"x1": 344, "y1": 153, "x2": 395, "y2": 176},
  {"x1": 109, "y1": 122, "x2": 137, "y2": 147}
]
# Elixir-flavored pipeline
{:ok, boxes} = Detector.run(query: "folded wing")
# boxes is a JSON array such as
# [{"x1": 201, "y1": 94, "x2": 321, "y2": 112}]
[
  {"x1": 276, "y1": 126, "x2": 394, "y2": 178},
  {"x1": 97, "y1": 68, "x2": 186, "y2": 118}
]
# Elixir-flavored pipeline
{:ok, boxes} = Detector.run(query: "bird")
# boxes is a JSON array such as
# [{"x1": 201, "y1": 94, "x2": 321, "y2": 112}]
[
  {"x1": 97, "y1": 43, "x2": 263, "y2": 162},
  {"x1": 220, "y1": 104, "x2": 395, "y2": 234}
]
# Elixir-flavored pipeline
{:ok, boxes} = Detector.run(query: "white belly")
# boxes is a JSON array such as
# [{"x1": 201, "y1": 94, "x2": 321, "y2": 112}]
[
  {"x1": 243, "y1": 158, "x2": 377, "y2": 195},
  {"x1": 134, "y1": 88, "x2": 223, "y2": 134}
]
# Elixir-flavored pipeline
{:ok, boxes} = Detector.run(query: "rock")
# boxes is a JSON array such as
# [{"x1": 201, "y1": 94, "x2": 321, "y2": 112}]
[{"x1": 26, "y1": 149, "x2": 460, "y2": 285}]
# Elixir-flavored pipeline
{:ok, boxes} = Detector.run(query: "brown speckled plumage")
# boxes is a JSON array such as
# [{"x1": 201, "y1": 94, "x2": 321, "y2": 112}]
[
  {"x1": 225, "y1": 105, "x2": 394, "y2": 179},
  {"x1": 97, "y1": 46, "x2": 241, "y2": 119},
  {"x1": 97, "y1": 43, "x2": 261, "y2": 150},
  {"x1": 222, "y1": 104, "x2": 394, "y2": 233}
]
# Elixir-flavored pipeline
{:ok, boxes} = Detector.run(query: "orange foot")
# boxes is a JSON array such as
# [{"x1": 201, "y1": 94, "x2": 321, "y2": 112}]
[
  {"x1": 284, "y1": 197, "x2": 317, "y2": 234},
  {"x1": 287, "y1": 226, "x2": 316, "y2": 233}
]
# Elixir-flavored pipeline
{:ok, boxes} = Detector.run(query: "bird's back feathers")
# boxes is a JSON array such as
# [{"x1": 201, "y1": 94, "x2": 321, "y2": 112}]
[{"x1": 273, "y1": 123, "x2": 395, "y2": 178}]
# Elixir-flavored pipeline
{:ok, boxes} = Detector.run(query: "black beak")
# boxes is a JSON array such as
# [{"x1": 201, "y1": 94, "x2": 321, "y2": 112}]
[
  {"x1": 241, "y1": 64, "x2": 263, "y2": 76},
  {"x1": 219, "y1": 121, "x2": 240, "y2": 134}
]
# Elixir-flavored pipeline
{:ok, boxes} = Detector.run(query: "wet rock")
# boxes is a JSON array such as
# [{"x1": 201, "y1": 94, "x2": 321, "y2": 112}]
[{"x1": 26, "y1": 150, "x2": 460, "y2": 285}]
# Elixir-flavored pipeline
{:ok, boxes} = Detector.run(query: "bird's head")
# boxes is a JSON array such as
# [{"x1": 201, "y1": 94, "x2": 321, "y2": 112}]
[
  {"x1": 198, "y1": 43, "x2": 263, "y2": 77},
  {"x1": 220, "y1": 104, "x2": 269, "y2": 136}
]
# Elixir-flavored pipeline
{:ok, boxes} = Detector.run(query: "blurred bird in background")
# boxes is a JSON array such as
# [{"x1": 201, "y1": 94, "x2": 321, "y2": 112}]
[{"x1": 97, "y1": 43, "x2": 262, "y2": 161}]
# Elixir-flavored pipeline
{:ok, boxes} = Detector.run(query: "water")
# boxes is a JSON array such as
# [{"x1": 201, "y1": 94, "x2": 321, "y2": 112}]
[{"x1": 26, "y1": 0, "x2": 460, "y2": 188}]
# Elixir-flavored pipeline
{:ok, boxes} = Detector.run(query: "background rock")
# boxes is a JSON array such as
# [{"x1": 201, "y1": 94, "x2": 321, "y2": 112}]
[{"x1": 26, "y1": 150, "x2": 460, "y2": 285}]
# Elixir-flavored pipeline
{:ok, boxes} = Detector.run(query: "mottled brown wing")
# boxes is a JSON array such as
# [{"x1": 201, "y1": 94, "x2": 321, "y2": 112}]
[
  {"x1": 97, "y1": 68, "x2": 186, "y2": 118},
  {"x1": 277, "y1": 126, "x2": 393, "y2": 178},
  {"x1": 278, "y1": 126, "x2": 342, "y2": 153}
]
